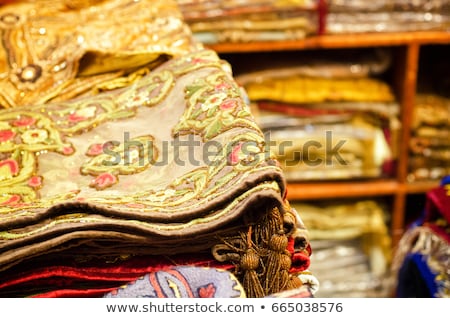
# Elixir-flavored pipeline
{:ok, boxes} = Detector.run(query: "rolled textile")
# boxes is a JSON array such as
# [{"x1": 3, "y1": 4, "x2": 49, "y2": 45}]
[
  {"x1": 293, "y1": 199, "x2": 393, "y2": 298},
  {"x1": 328, "y1": 0, "x2": 450, "y2": 12},
  {"x1": 176, "y1": 0, "x2": 319, "y2": 43},
  {"x1": 326, "y1": 0, "x2": 450, "y2": 34},
  {"x1": 409, "y1": 94, "x2": 450, "y2": 181},
  {"x1": 244, "y1": 76, "x2": 395, "y2": 104},
  {"x1": 256, "y1": 111, "x2": 393, "y2": 181},
  {"x1": 234, "y1": 49, "x2": 392, "y2": 86}
]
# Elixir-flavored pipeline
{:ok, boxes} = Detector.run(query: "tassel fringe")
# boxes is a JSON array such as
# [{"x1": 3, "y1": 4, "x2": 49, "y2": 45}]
[{"x1": 214, "y1": 205, "x2": 303, "y2": 297}]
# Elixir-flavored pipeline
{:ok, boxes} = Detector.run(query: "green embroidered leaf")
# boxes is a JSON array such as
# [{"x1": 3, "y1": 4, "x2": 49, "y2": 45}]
[
  {"x1": 237, "y1": 109, "x2": 251, "y2": 118},
  {"x1": 185, "y1": 85, "x2": 203, "y2": 98},
  {"x1": 205, "y1": 119, "x2": 223, "y2": 140},
  {"x1": 206, "y1": 104, "x2": 219, "y2": 117},
  {"x1": 191, "y1": 106, "x2": 204, "y2": 119}
]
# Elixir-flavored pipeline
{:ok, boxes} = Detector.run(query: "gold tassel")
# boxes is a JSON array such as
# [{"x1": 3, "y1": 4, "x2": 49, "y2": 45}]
[
  {"x1": 240, "y1": 227, "x2": 265, "y2": 298},
  {"x1": 213, "y1": 205, "x2": 300, "y2": 297},
  {"x1": 287, "y1": 274, "x2": 304, "y2": 290},
  {"x1": 264, "y1": 230, "x2": 292, "y2": 294},
  {"x1": 255, "y1": 206, "x2": 283, "y2": 244}
]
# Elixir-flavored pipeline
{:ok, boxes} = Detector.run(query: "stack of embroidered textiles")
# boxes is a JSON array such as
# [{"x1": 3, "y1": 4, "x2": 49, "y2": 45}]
[
  {"x1": 291, "y1": 200, "x2": 393, "y2": 297},
  {"x1": 408, "y1": 94, "x2": 450, "y2": 182},
  {"x1": 391, "y1": 176, "x2": 450, "y2": 297},
  {"x1": 234, "y1": 49, "x2": 399, "y2": 181},
  {"x1": 176, "y1": 0, "x2": 320, "y2": 44},
  {"x1": 326, "y1": 0, "x2": 450, "y2": 34},
  {"x1": 0, "y1": 0, "x2": 314, "y2": 298}
]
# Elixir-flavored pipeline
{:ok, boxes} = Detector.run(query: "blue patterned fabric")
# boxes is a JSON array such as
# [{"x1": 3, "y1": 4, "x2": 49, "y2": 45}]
[{"x1": 104, "y1": 266, "x2": 246, "y2": 298}]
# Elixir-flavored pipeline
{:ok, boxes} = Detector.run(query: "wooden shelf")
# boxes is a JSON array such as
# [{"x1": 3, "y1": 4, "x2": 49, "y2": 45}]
[
  {"x1": 207, "y1": 31, "x2": 450, "y2": 53},
  {"x1": 286, "y1": 179, "x2": 440, "y2": 201},
  {"x1": 207, "y1": 31, "x2": 449, "y2": 248},
  {"x1": 405, "y1": 180, "x2": 440, "y2": 194},
  {"x1": 286, "y1": 180, "x2": 399, "y2": 200}
]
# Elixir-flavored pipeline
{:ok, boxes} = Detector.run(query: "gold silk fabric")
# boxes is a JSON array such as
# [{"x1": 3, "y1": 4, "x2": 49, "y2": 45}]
[
  {"x1": 244, "y1": 76, "x2": 395, "y2": 104},
  {"x1": 0, "y1": 0, "x2": 199, "y2": 108}
]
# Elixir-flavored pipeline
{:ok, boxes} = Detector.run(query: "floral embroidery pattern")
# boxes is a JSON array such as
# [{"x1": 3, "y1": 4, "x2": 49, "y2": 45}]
[
  {"x1": 117, "y1": 70, "x2": 175, "y2": 109},
  {"x1": 0, "y1": 110, "x2": 74, "y2": 204},
  {"x1": 0, "y1": 49, "x2": 283, "y2": 229},
  {"x1": 173, "y1": 72, "x2": 261, "y2": 141},
  {"x1": 81, "y1": 135, "x2": 158, "y2": 190},
  {"x1": 0, "y1": 67, "x2": 175, "y2": 204}
]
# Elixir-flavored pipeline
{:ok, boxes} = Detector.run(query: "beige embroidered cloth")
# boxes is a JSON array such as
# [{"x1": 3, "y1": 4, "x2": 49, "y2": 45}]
[{"x1": 0, "y1": 47, "x2": 294, "y2": 270}]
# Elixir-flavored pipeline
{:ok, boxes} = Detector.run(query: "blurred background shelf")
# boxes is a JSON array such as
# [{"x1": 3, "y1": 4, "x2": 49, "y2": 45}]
[
  {"x1": 206, "y1": 31, "x2": 450, "y2": 248},
  {"x1": 207, "y1": 31, "x2": 450, "y2": 52},
  {"x1": 286, "y1": 180, "x2": 399, "y2": 200}
]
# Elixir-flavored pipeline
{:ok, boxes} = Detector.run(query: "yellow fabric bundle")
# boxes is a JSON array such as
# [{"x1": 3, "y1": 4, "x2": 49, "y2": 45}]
[{"x1": 245, "y1": 76, "x2": 396, "y2": 104}]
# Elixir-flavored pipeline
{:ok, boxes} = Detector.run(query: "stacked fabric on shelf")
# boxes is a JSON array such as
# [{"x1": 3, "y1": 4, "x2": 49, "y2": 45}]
[
  {"x1": 391, "y1": 176, "x2": 450, "y2": 298},
  {"x1": 408, "y1": 94, "x2": 450, "y2": 182},
  {"x1": 291, "y1": 200, "x2": 393, "y2": 297},
  {"x1": 326, "y1": 0, "x2": 450, "y2": 34},
  {"x1": 0, "y1": 0, "x2": 315, "y2": 298},
  {"x1": 176, "y1": 0, "x2": 320, "y2": 44},
  {"x1": 235, "y1": 49, "x2": 399, "y2": 181}
]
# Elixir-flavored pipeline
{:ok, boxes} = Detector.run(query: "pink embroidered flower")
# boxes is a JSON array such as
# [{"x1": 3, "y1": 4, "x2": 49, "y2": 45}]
[
  {"x1": 68, "y1": 113, "x2": 85, "y2": 122},
  {"x1": 86, "y1": 143, "x2": 104, "y2": 156},
  {"x1": 0, "y1": 130, "x2": 15, "y2": 142},
  {"x1": 198, "y1": 284, "x2": 216, "y2": 298},
  {"x1": 27, "y1": 175, "x2": 42, "y2": 188},
  {"x1": 220, "y1": 99, "x2": 237, "y2": 111},
  {"x1": 62, "y1": 146, "x2": 74, "y2": 155},
  {"x1": 0, "y1": 194, "x2": 21, "y2": 206},
  {"x1": 12, "y1": 116, "x2": 36, "y2": 127},
  {"x1": 192, "y1": 57, "x2": 208, "y2": 64},
  {"x1": 215, "y1": 82, "x2": 231, "y2": 91},
  {"x1": 68, "y1": 106, "x2": 96, "y2": 123},
  {"x1": 202, "y1": 92, "x2": 227, "y2": 111},
  {"x1": 229, "y1": 142, "x2": 243, "y2": 165},
  {"x1": 91, "y1": 172, "x2": 117, "y2": 190},
  {"x1": 0, "y1": 158, "x2": 19, "y2": 177}
]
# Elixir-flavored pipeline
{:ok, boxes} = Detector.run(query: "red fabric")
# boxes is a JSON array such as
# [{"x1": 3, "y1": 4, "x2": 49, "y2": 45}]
[
  {"x1": 426, "y1": 186, "x2": 450, "y2": 223},
  {"x1": 287, "y1": 237, "x2": 311, "y2": 274},
  {"x1": 32, "y1": 288, "x2": 119, "y2": 298},
  {"x1": 424, "y1": 186, "x2": 450, "y2": 243},
  {"x1": 0, "y1": 254, "x2": 233, "y2": 298}
]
